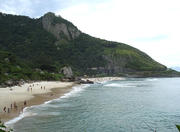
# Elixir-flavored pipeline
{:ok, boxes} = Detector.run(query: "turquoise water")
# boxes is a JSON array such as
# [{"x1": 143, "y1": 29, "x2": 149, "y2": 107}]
[{"x1": 8, "y1": 78, "x2": 180, "y2": 132}]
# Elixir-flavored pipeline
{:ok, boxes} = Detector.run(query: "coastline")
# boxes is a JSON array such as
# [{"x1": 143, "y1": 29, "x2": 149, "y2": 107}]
[
  {"x1": 83, "y1": 77, "x2": 125, "y2": 83},
  {"x1": 0, "y1": 81, "x2": 75, "y2": 122},
  {"x1": 0, "y1": 77, "x2": 124, "y2": 125}
]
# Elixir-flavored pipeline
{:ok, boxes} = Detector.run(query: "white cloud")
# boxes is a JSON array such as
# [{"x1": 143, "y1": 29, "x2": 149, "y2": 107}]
[{"x1": 57, "y1": 0, "x2": 180, "y2": 67}]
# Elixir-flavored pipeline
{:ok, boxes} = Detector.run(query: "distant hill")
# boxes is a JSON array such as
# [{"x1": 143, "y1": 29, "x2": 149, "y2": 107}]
[
  {"x1": 171, "y1": 67, "x2": 180, "y2": 72},
  {"x1": 0, "y1": 12, "x2": 179, "y2": 84}
]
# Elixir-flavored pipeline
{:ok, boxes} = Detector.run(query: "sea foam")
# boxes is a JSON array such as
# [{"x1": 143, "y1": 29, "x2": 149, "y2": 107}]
[
  {"x1": 104, "y1": 83, "x2": 137, "y2": 88},
  {"x1": 145, "y1": 78, "x2": 158, "y2": 81},
  {"x1": 60, "y1": 84, "x2": 89, "y2": 99},
  {"x1": 5, "y1": 107, "x2": 37, "y2": 126}
]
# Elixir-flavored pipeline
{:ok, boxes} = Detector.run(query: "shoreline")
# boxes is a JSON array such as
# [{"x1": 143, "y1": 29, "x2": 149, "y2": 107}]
[
  {"x1": 0, "y1": 81, "x2": 75, "y2": 123},
  {"x1": 82, "y1": 77, "x2": 125, "y2": 83},
  {"x1": 0, "y1": 77, "x2": 124, "y2": 124}
]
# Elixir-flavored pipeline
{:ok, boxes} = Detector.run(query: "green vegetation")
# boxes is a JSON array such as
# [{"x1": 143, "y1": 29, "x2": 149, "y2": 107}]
[
  {"x1": 0, "y1": 50, "x2": 64, "y2": 84},
  {"x1": 104, "y1": 47, "x2": 166, "y2": 71},
  {"x1": 0, "y1": 12, "x2": 179, "y2": 84},
  {"x1": 0, "y1": 120, "x2": 13, "y2": 132},
  {"x1": 176, "y1": 125, "x2": 180, "y2": 132}
]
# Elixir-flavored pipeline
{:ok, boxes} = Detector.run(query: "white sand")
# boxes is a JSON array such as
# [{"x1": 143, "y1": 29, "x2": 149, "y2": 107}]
[
  {"x1": 0, "y1": 81, "x2": 73, "y2": 114},
  {"x1": 83, "y1": 77, "x2": 125, "y2": 83}
]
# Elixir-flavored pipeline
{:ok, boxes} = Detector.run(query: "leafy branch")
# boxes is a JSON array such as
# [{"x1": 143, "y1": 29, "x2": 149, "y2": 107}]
[{"x1": 0, "y1": 120, "x2": 13, "y2": 132}]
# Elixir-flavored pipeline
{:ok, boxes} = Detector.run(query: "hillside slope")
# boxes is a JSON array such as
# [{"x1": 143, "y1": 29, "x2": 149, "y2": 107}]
[
  {"x1": 0, "y1": 51, "x2": 64, "y2": 85},
  {"x1": 0, "y1": 12, "x2": 179, "y2": 83}
]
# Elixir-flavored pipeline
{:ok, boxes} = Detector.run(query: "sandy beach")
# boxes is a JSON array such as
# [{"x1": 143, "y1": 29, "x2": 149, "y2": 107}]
[
  {"x1": 0, "y1": 77, "x2": 124, "y2": 123},
  {"x1": 0, "y1": 81, "x2": 75, "y2": 122},
  {"x1": 83, "y1": 77, "x2": 125, "y2": 83}
]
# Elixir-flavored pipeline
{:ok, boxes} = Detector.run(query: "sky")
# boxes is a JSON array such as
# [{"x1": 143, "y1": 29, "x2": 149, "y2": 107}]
[{"x1": 0, "y1": 0, "x2": 180, "y2": 67}]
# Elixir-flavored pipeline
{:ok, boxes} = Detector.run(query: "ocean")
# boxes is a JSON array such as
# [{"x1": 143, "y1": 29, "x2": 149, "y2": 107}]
[{"x1": 6, "y1": 78, "x2": 180, "y2": 132}]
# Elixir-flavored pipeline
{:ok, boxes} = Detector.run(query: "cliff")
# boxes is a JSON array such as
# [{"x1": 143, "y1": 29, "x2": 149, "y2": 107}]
[{"x1": 42, "y1": 12, "x2": 80, "y2": 40}]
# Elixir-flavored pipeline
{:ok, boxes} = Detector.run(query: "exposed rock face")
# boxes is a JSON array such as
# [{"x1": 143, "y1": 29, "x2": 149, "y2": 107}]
[
  {"x1": 68, "y1": 26, "x2": 81, "y2": 39},
  {"x1": 103, "y1": 55, "x2": 135, "y2": 74},
  {"x1": 4, "y1": 79, "x2": 25, "y2": 87},
  {"x1": 86, "y1": 54, "x2": 136, "y2": 75},
  {"x1": 61, "y1": 66, "x2": 73, "y2": 78},
  {"x1": 42, "y1": 12, "x2": 80, "y2": 40}
]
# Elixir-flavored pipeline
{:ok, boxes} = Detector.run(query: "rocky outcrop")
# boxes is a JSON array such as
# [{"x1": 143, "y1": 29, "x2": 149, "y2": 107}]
[
  {"x1": 42, "y1": 12, "x2": 80, "y2": 41},
  {"x1": 60, "y1": 66, "x2": 73, "y2": 78},
  {"x1": 102, "y1": 55, "x2": 135, "y2": 75},
  {"x1": 75, "y1": 79, "x2": 94, "y2": 84},
  {"x1": 3, "y1": 79, "x2": 25, "y2": 87}
]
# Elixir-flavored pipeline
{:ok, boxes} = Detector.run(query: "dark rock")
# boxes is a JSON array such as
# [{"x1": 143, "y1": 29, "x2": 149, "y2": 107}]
[
  {"x1": 5, "y1": 80, "x2": 14, "y2": 86},
  {"x1": 75, "y1": 79, "x2": 94, "y2": 84}
]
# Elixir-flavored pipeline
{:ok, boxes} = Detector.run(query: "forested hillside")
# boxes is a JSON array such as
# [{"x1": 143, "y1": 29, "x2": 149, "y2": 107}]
[{"x1": 0, "y1": 12, "x2": 179, "y2": 84}]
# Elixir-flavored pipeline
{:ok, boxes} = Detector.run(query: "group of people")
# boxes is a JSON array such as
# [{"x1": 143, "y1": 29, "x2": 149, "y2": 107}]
[
  {"x1": 3, "y1": 100, "x2": 27, "y2": 114},
  {"x1": 2, "y1": 83, "x2": 47, "y2": 114},
  {"x1": 27, "y1": 84, "x2": 46, "y2": 92}
]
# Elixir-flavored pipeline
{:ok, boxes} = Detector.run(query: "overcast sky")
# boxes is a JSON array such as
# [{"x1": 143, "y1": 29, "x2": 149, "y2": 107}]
[{"x1": 0, "y1": 0, "x2": 180, "y2": 67}]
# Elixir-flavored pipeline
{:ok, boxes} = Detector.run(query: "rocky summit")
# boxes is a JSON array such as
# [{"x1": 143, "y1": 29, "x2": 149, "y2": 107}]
[{"x1": 42, "y1": 12, "x2": 81, "y2": 40}]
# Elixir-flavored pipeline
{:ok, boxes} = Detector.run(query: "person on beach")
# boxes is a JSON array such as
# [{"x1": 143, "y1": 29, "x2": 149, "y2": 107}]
[
  {"x1": 14, "y1": 102, "x2": 18, "y2": 110},
  {"x1": 41, "y1": 86, "x2": 42, "y2": 90},
  {"x1": 14, "y1": 102, "x2": 16, "y2": 108},
  {"x1": 24, "y1": 100, "x2": 27, "y2": 106},
  {"x1": 21, "y1": 107, "x2": 24, "y2": 112},
  {"x1": 3, "y1": 107, "x2": 6, "y2": 112},
  {"x1": 8, "y1": 108, "x2": 10, "y2": 113},
  {"x1": 11, "y1": 104, "x2": 12, "y2": 109}
]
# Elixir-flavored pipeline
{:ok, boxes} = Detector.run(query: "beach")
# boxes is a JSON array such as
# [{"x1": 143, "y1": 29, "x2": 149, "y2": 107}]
[
  {"x1": 0, "y1": 81, "x2": 75, "y2": 122},
  {"x1": 0, "y1": 77, "x2": 124, "y2": 124},
  {"x1": 83, "y1": 77, "x2": 125, "y2": 83}
]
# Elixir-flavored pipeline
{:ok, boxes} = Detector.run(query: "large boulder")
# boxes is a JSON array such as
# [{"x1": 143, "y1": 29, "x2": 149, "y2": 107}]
[
  {"x1": 60, "y1": 66, "x2": 73, "y2": 78},
  {"x1": 5, "y1": 80, "x2": 14, "y2": 86}
]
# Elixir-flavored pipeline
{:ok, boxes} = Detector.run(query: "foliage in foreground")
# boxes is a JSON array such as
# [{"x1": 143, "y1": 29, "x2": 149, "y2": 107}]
[
  {"x1": 0, "y1": 120, "x2": 13, "y2": 132},
  {"x1": 176, "y1": 125, "x2": 180, "y2": 132}
]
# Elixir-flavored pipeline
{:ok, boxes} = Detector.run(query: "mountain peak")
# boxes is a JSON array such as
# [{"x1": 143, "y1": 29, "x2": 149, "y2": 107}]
[
  {"x1": 42, "y1": 12, "x2": 80, "y2": 41},
  {"x1": 43, "y1": 12, "x2": 62, "y2": 19},
  {"x1": 44, "y1": 12, "x2": 55, "y2": 16}
]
